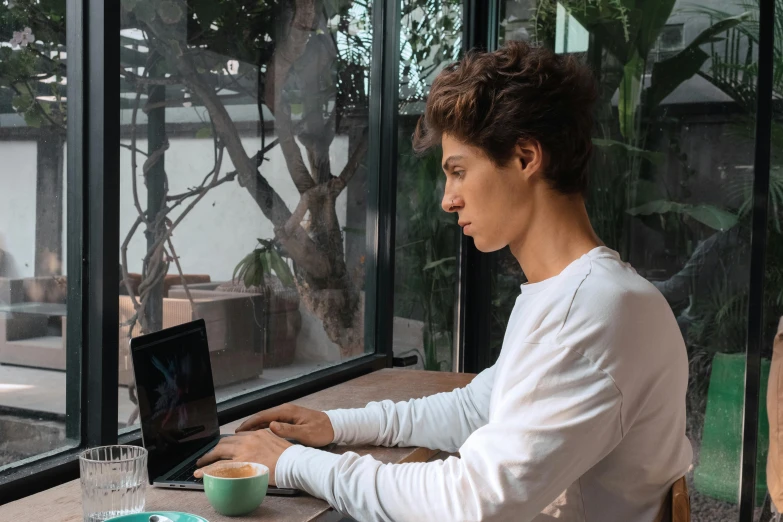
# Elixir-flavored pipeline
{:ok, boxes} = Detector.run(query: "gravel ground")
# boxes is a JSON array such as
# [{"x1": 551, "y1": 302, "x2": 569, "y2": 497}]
[{"x1": 687, "y1": 431, "x2": 768, "y2": 521}]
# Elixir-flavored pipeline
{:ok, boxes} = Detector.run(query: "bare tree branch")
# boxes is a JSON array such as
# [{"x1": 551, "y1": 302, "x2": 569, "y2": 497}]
[
  {"x1": 264, "y1": 0, "x2": 318, "y2": 194},
  {"x1": 130, "y1": 82, "x2": 146, "y2": 224},
  {"x1": 121, "y1": 215, "x2": 144, "y2": 312},
  {"x1": 169, "y1": 54, "x2": 329, "y2": 278},
  {"x1": 284, "y1": 183, "x2": 327, "y2": 236},
  {"x1": 166, "y1": 238, "x2": 194, "y2": 304},
  {"x1": 337, "y1": 131, "x2": 369, "y2": 187},
  {"x1": 167, "y1": 171, "x2": 236, "y2": 203},
  {"x1": 142, "y1": 140, "x2": 170, "y2": 180},
  {"x1": 120, "y1": 143, "x2": 149, "y2": 157}
]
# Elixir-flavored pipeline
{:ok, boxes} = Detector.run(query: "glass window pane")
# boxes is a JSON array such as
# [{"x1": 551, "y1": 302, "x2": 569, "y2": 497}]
[
  {"x1": 393, "y1": 0, "x2": 462, "y2": 372},
  {"x1": 0, "y1": 0, "x2": 78, "y2": 467},
  {"x1": 498, "y1": 2, "x2": 759, "y2": 519},
  {"x1": 117, "y1": 0, "x2": 375, "y2": 431},
  {"x1": 757, "y1": 2, "x2": 783, "y2": 520}
]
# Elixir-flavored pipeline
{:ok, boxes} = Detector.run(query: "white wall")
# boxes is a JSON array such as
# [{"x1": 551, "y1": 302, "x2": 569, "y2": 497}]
[
  {"x1": 120, "y1": 134, "x2": 349, "y2": 281},
  {"x1": 0, "y1": 141, "x2": 39, "y2": 278},
  {"x1": 0, "y1": 134, "x2": 350, "y2": 283}
]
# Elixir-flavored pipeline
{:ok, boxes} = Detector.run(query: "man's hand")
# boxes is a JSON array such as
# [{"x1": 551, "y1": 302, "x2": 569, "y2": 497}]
[
  {"x1": 194, "y1": 431, "x2": 292, "y2": 486},
  {"x1": 236, "y1": 403, "x2": 335, "y2": 448}
]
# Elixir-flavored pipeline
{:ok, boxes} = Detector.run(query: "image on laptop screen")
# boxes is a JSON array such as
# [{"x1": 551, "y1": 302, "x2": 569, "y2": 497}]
[{"x1": 133, "y1": 324, "x2": 220, "y2": 479}]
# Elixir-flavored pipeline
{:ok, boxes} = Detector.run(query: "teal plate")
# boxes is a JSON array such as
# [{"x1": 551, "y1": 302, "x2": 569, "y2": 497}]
[{"x1": 105, "y1": 512, "x2": 208, "y2": 522}]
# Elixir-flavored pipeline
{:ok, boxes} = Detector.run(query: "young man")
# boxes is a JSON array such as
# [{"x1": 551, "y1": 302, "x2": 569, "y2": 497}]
[{"x1": 195, "y1": 41, "x2": 693, "y2": 522}]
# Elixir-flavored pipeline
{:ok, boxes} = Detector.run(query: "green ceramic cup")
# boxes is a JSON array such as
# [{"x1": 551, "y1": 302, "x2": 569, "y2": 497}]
[{"x1": 203, "y1": 462, "x2": 269, "y2": 516}]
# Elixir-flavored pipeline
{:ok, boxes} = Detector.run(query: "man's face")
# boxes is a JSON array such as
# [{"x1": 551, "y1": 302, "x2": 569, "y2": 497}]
[{"x1": 440, "y1": 133, "x2": 535, "y2": 252}]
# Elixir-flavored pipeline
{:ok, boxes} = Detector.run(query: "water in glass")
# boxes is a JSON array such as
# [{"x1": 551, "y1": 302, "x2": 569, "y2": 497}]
[{"x1": 79, "y1": 445, "x2": 148, "y2": 522}]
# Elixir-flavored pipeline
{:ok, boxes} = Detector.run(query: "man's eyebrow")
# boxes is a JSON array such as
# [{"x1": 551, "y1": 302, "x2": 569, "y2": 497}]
[{"x1": 442, "y1": 155, "x2": 464, "y2": 171}]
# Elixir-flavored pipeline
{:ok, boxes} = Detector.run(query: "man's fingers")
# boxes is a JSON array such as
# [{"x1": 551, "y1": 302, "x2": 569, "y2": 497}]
[
  {"x1": 195, "y1": 440, "x2": 237, "y2": 469},
  {"x1": 236, "y1": 405, "x2": 297, "y2": 432},
  {"x1": 269, "y1": 421, "x2": 301, "y2": 440},
  {"x1": 194, "y1": 461, "x2": 227, "y2": 479}
]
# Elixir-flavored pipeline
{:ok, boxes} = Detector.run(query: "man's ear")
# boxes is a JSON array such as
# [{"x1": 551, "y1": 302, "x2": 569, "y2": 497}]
[{"x1": 515, "y1": 139, "x2": 545, "y2": 181}]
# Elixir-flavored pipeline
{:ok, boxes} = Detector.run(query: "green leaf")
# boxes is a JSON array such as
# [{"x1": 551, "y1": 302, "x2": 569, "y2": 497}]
[
  {"x1": 563, "y1": 1, "x2": 638, "y2": 64},
  {"x1": 627, "y1": 200, "x2": 738, "y2": 231},
  {"x1": 684, "y1": 205, "x2": 739, "y2": 231},
  {"x1": 242, "y1": 259, "x2": 255, "y2": 287},
  {"x1": 259, "y1": 251, "x2": 271, "y2": 278},
  {"x1": 232, "y1": 252, "x2": 254, "y2": 282},
  {"x1": 423, "y1": 257, "x2": 456, "y2": 271},
  {"x1": 636, "y1": 0, "x2": 677, "y2": 57},
  {"x1": 648, "y1": 13, "x2": 748, "y2": 109},
  {"x1": 195, "y1": 127, "x2": 212, "y2": 139},
  {"x1": 11, "y1": 93, "x2": 33, "y2": 113},
  {"x1": 619, "y1": 51, "x2": 644, "y2": 139},
  {"x1": 268, "y1": 249, "x2": 295, "y2": 287},
  {"x1": 23, "y1": 109, "x2": 43, "y2": 128},
  {"x1": 627, "y1": 200, "x2": 679, "y2": 216},
  {"x1": 40, "y1": 0, "x2": 66, "y2": 17},
  {"x1": 592, "y1": 138, "x2": 665, "y2": 165}
]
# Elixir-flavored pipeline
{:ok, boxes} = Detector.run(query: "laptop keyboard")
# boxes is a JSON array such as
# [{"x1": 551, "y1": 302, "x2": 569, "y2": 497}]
[{"x1": 168, "y1": 460, "x2": 202, "y2": 484}]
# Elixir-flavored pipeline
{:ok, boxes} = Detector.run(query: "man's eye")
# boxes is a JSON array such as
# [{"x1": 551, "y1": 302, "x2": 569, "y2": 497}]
[{"x1": 452, "y1": 170, "x2": 464, "y2": 178}]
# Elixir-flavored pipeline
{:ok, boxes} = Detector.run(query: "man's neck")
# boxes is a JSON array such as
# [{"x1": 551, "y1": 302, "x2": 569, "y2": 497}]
[{"x1": 510, "y1": 195, "x2": 602, "y2": 284}]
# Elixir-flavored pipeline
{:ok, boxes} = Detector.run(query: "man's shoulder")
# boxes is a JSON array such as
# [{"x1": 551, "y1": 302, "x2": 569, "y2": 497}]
[
  {"x1": 538, "y1": 251, "x2": 666, "y2": 328},
  {"x1": 557, "y1": 253, "x2": 685, "y2": 371},
  {"x1": 575, "y1": 253, "x2": 664, "y2": 310}
]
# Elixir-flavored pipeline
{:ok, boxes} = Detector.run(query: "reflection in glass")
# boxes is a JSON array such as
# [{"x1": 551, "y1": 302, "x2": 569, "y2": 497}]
[
  {"x1": 117, "y1": 0, "x2": 376, "y2": 429},
  {"x1": 393, "y1": 0, "x2": 462, "y2": 372},
  {"x1": 755, "y1": 0, "x2": 783, "y2": 519},
  {"x1": 498, "y1": 1, "x2": 763, "y2": 519},
  {"x1": 0, "y1": 0, "x2": 75, "y2": 468}
]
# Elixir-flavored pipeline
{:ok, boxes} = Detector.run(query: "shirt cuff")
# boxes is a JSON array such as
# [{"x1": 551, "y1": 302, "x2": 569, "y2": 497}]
[
  {"x1": 325, "y1": 406, "x2": 384, "y2": 445},
  {"x1": 275, "y1": 444, "x2": 343, "y2": 499}
]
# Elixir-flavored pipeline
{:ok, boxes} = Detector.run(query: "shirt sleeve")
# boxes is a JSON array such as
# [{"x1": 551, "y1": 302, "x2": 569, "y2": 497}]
[
  {"x1": 324, "y1": 365, "x2": 495, "y2": 453},
  {"x1": 276, "y1": 345, "x2": 624, "y2": 522}
]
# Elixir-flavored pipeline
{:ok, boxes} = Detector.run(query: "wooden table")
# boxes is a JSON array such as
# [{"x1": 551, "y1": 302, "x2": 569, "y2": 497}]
[{"x1": 0, "y1": 369, "x2": 474, "y2": 522}]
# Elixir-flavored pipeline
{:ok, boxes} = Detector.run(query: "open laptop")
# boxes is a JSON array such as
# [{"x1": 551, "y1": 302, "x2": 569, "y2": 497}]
[{"x1": 130, "y1": 319, "x2": 299, "y2": 495}]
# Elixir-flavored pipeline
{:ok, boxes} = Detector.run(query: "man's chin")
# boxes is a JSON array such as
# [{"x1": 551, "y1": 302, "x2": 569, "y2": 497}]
[{"x1": 471, "y1": 236, "x2": 506, "y2": 253}]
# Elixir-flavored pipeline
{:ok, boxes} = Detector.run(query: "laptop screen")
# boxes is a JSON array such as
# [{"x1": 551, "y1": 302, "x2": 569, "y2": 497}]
[{"x1": 132, "y1": 321, "x2": 220, "y2": 480}]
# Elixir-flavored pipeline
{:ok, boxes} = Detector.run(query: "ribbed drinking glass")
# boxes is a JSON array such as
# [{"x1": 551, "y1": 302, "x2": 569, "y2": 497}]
[{"x1": 79, "y1": 445, "x2": 148, "y2": 522}]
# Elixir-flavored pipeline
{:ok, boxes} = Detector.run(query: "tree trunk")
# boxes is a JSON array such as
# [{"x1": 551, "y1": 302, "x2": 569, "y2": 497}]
[
  {"x1": 144, "y1": 84, "x2": 167, "y2": 333},
  {"x1": 34, "y1": 126, "x2": 64, "y2": 276},
  {"x1": 140, "y1": 0, "x2": 366, "y2": 356}
]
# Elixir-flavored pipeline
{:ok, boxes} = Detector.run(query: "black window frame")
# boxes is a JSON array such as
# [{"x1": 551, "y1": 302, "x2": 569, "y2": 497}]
[{"x1": 0, "y1": 0, "x2": 401, "y2": 503}]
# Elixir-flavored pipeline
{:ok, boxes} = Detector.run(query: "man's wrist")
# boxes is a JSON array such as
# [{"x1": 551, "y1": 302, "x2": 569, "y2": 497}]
[
  {"x1": 324, "y1": 410, "x2": 343, "y2": 444},
  {"x1": 275, "y1": 444, "x2": 307, "y2": 489}
]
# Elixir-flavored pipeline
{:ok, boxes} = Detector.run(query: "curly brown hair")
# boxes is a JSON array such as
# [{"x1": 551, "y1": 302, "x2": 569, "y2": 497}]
[{"x1": 412, "y1": 41, "x2": 598, "y2": 195}]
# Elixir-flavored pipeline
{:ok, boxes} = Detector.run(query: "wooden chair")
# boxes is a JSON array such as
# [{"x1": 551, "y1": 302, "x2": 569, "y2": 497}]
[
  {"x1": 655, "y1": 476, "x2": 690, "y2": 522},
  {"x1": 671, "y1": 476, "x2": 691, "y2": 522}
]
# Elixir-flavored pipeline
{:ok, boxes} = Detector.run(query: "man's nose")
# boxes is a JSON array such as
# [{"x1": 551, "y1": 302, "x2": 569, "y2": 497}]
[{"x1": 442, "y1": 194, "x2": 463, "y2": 213}]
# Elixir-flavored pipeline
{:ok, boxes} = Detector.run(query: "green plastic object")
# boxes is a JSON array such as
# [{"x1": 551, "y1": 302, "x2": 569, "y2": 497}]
[{"x1": 694, "y1": 352, "x2": 770, "y2": 506}]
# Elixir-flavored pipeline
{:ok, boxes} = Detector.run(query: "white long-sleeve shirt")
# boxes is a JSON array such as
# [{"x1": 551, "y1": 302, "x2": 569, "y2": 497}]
[{"x1": 276, "y1": 247, "x2": 693, "y2": 521}]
